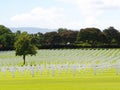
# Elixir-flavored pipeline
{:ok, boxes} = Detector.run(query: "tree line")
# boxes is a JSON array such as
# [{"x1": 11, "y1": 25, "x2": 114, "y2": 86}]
[{"x1": 1, "y1": 25, "x2": 120, "y2": 50}]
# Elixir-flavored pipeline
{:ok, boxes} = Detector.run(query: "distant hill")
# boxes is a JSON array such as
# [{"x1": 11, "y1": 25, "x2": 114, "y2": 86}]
[{"x1": 10, "y1": 27, "x2": 56, "y2": 34}]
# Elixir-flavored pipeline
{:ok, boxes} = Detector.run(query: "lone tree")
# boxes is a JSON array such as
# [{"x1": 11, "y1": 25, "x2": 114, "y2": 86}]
[{"x1": 14, "y1": 32, "x2": 37, "y2": 65}]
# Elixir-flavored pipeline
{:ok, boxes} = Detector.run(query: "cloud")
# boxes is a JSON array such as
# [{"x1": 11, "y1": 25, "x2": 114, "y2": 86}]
[
  {"x1": 58, "y1": 0, "x2": 120, "y2": 27},
  {"x1": 10, "y1": 0, "x2": 120, "y2": 29},
  {"x1": 10, "y1": 7, "x2": 66, "y2": 28},
  {"x1": 10, "y1": 6, "x2": 85, "y2": 29}
]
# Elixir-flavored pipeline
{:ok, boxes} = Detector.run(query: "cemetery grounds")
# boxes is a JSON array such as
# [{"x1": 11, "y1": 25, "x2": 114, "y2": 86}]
[{"x1": 0, "y1": 49, "x2": 120, "y2": 90}]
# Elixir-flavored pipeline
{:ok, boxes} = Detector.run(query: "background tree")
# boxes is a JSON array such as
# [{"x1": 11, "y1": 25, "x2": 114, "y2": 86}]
[
  {"x1": 58, "y1": 28, "x2": 78, "y2": 45},
  {"x1": 14, "y1": 32, "x2": 37, "y2": 65},
  {"x1": 103, "y1": 26, "x2": 120, "y2": 45},
  {"x1": 1, "y1": 24, "x2": 120, "y2": 49},
  {"x1": 98, "y1": 32, "x2": 108, "y2": 45},
  {"x1": 14, "y1": 30, "x2": 21, "y2": 39},
  {"x1": 30, "y1": 32, "x2": 44, "y2": 48},
  {"x1": 43, "y1": 31, "x2": 61, "y2": 46},
  {"x1": 0, "y1": 25, "x2": 14, "y2": 50},
  {"x1": 77, "y1": 28, "x2": 102, "y2": 46}
]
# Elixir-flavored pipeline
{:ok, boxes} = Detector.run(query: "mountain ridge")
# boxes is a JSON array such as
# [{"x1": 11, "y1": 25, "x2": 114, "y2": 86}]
[{"x1": 10, "y1": 27, "x2": 56, "y2": 34}]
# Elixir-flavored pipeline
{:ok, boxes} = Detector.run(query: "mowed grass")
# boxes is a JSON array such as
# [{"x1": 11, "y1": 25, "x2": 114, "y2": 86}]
[
  {"x1": 0, "y1": 49, "x2": 120, "y2": 90},
  {"x1": 0, "y1": 68, "x2": 120, "y2": 90}
]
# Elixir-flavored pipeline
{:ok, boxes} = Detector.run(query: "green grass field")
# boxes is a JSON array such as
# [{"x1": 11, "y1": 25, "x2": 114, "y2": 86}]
[
  {"x1": 0, "y1": 68, "x2": 120, "y2": 90},
  {"x1": 0, "y1": 49, "x2": 120, "y2": 90},
  {"x1": 1, "y1": 76, "x2": 120, "y2": 90}
]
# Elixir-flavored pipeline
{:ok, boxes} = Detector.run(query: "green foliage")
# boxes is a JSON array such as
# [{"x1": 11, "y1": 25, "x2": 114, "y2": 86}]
[
  {"x1": 14, "y1": 32, "x2": 37, "y2": 65},
  {"x1": 0, "y1": 25, "x2": 14, "y2": 50},
  {"x1": 103, "y1": 27, "x2": 120, "y2": 45},
  {"x1": 30, "y1": 32, "x2": 44, "y2": 47},
  {"x1": 0, "y1": 25, "x2": 12, "y2": 35},
  {"x1": 1, "y1": 24, "x2": 120, "y2": 49},
  {"x1": 44, "y1": 31, "x2": 61, "y2": 45},
  {"x1": 76, "y1": 28, "x2": 103, "y2": 46},
  {"x1": 58, "y1": 28, "x2": 78, "y2": 45}
]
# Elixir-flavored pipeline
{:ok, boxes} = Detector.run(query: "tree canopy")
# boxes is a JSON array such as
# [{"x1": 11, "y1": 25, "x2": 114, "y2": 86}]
[
  {"x1": 77, "y1": 28, "x2": 103, "y2": 46},
  {"x1": 1, "y1": 25, "x2": 120, "y2": 49},
  {"x1": 14, "y1": 32, "x2": 37, "y2": 65},
  {"x1": 0, "y1": 25, "x2": 14, "y2": 50},
  {"x1": 103, "y1": 27, "x2": 120, "y2": 45}
]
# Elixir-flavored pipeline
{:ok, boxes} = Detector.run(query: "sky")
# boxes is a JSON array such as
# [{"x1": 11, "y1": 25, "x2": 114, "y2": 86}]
[{"x1": 0, "y1": 0, "x2": 120, "y2": 31}]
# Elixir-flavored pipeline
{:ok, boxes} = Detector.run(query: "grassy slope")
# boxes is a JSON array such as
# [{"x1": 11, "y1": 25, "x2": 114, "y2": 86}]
[{"x1": 0, "y1": 69, "x2": 120, "y2": 90}]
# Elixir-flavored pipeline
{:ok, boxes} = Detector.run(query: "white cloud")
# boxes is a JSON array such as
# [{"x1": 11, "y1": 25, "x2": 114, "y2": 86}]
[
  {"x1": 58, "y1": 0, "x2": 120, "y2": 27},
  {"x1": 10, "y1": 0, "x2": 120, "y2": 29},
  {"x1": 10, "y1": 7, "x2": 66, "y2": 28},
  {"x1": 10, "y1": 6, "x2": 85, "y2": 29},
  {"x1": 102, "y1": 0, "x2": 120, "y2": 9}
]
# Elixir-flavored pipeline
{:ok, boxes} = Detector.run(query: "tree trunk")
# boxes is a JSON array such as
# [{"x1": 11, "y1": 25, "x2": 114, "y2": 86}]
[{"x1": 23, "y1": 54, "x2": 26, "y2": 65}]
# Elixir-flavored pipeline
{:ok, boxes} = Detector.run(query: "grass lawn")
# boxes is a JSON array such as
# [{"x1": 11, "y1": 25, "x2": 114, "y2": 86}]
[{"x1": 0, "y1": 69, "x2": 120, "y2": 90}]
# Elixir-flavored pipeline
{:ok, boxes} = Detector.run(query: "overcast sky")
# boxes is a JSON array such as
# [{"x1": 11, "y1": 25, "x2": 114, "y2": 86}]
[{"x1": 0, "y1": 0, "x2": 120, "y2": 30}]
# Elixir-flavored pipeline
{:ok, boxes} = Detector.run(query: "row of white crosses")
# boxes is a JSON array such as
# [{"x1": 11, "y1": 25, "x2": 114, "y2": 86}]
[
  {"x1": 0, "y1": 49, "x2": 120, "y2": 66},
  {"x1": 0, "y1": 49, "x2": 118, "y2": 63},
  {"x1": 0, "y1": 63, "x2": 120, "y2": 77}
]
